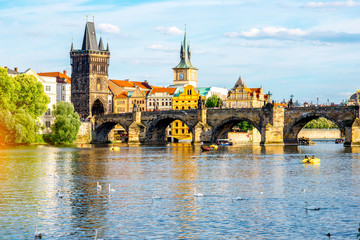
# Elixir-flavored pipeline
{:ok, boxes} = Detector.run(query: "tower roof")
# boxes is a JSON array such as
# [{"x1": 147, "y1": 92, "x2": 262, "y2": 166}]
[
  {"x1": 82, "y1": 22, "x2": 99, "y2": 51},
  {"x1": 232, "y1": 76, "x2": 246, "y2": 89},
  {"x1": 98, "y1": 37, "x2": 105, "y2": 51},
  {"x1": 174, "y1": 29, "x2": 196, "y2": 69}
]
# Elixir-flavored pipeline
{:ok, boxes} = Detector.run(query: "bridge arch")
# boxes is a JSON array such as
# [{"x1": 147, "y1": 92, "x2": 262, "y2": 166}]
[
  {"x1": 211, "y1": 117, "x2": 261, "y2": 142},
  {"x1": 145, "y1": 116, "x2": 194, "y2": 143},
  {"x1": 92, "y1": 115, "x2": 132, "y2": 143},
  {"x1": 283, "y1": 112, "x2": 345, "y2": 144}
]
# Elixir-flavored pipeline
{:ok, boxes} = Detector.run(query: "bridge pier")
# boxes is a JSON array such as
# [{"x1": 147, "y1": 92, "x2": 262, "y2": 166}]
[
  {"x1": 193, "y1": 109, "x2": 212, "y2": 143},
  {"x1": 344, "y1": 118, "x2": 360, "y2": 146},
  {"x1": 261, "y1": 107, "x2": 285, "y2": 146},
  {"x1": 128, "y1": 112, "x2": 146, "y2": 144}
]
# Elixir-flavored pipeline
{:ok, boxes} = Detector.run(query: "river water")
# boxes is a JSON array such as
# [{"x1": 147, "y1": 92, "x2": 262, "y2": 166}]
[{"x1": 0, "y1": 141, "x2": 359, "y2": 239}]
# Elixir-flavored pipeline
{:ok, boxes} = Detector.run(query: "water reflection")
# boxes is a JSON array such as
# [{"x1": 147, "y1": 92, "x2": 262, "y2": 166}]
[{"x1": 0, "y1": 142, "x2": 359, "y2": 239}]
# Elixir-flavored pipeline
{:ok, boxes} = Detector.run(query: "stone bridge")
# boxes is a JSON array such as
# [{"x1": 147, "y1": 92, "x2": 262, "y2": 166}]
[{"x1": 91, "y1": 105, "x2": 360, "y2": 146}]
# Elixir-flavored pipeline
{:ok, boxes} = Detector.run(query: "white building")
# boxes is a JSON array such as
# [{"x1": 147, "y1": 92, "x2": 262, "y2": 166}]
[
  {"x1": 147, "y1": 87, "x2": 177, "y2": 111},
  {"x1": 38, "y1": 71, "x2": 71, "y2": 103},
  {"x1": 23, "y1": 69, "x2": 57, "y2": 133}
]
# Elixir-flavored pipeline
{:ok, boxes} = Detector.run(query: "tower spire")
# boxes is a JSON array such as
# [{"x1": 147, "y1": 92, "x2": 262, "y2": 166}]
[
  {"x1": 81, "y1": 21, "x2": 99, "y2": 51},
  {"x1": 174, "y1": 25, "x2": 194, "y2": 69}
]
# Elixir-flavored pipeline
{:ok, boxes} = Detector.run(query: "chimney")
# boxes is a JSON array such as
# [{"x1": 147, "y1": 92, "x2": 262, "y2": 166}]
[
  {"x1": 14, "y1": 67, "x2": 18, "y2": 72},
  {"x1": 63, "y1": 70, "x2": 67, "y2": 75}
]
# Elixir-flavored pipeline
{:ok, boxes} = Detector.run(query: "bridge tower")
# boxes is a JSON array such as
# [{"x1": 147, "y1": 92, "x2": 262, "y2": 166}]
[
  {"x1": 172, "y1": 28, "x2": 198, "y2": 88},
  {"x1": 70, "y1": 21, "x2": 110, "y2": 118}
]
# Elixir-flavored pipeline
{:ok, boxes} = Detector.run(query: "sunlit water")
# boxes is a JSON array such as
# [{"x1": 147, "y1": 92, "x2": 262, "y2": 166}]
[{"x1": 0, "y1": 141, "x2": 359, "y2": 239}]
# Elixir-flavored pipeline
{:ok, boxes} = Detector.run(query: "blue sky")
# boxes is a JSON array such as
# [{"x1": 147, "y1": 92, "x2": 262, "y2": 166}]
[{"x1": 1, "y1": 0, "x2": 360, "y2": 104}]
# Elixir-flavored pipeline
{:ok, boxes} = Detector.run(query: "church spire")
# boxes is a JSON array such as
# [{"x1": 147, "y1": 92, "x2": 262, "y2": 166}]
[{"x1": 174, "y1": 26, "x2": 195, "y2": 69}]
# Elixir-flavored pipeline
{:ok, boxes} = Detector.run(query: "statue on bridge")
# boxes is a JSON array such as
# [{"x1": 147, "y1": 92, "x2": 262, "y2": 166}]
[{"x1": 133, "y1": 103, "x2": 138, "y2": 112}]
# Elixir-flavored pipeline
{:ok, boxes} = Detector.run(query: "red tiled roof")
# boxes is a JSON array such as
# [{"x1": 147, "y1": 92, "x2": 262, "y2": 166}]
[
  {"x1": 150, "y1": 87, "x2": 177, "y2": 95},
  {"x1": 110, "y1": 79, "x2": 134, "y2": 88},
  {"x1": 38, "y1": 71, "x2": 71, "y2": 83},
  {"x1": 132, "y1": 81, "x2": 152, "y2": 90},
  {"x1": 116, "y1": 91, "x2": 128, "y2": 98}
]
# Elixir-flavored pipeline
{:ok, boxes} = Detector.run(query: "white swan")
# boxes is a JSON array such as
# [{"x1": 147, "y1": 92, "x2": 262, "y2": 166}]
[
  {"x1": 34, "y1": 213, "x2": 43, "y2": 239},
  {"x1": 96, "y1": 182, "x2": 102, "y2": 191},
  {"x1": 94, "y1": 229, "x2": 104, "y2": 240},
  {"x1": 193, "y1": 187, "x2": 203, "y2": 197},
  {"x1": 305, "y1": 201, "x2": 320, "y2": 211},
  {"x1": 108, "y1": 184, "x2": 115, "y2": 193}
]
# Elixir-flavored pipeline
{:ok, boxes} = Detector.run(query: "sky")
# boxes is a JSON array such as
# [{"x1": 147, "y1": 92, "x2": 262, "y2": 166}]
[{"x1": 1, "y1": 0, "x2": 360, "y2": 104}]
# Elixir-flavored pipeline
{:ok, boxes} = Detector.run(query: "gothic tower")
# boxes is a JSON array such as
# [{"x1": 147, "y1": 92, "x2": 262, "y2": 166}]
[
  {"x1": 173, "y1": 29, "x2": 198, "y2": 87},
  {"x1": 70, "y1": 21, "x2": 110, "y2": 118}
]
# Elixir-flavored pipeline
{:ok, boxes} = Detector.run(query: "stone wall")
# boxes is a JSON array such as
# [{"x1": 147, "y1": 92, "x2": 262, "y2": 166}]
[
  {"x1": 298, "y1": 129, "x2": 342, "y2": 139},
  {"x1": 75, "y1": 122, "x2": 92, "y2": 143},
  {"x1": 228, "y1": 129, "x2": 261, "y2": 143}
]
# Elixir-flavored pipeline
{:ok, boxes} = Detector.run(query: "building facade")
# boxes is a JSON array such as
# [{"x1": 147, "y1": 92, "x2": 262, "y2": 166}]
[
  {"x1": 147, "y1": 87, "x2": 176, "y2": 111},
  {"x1": 38, "y1": 71, "x2": 71, "y2": 103},
  {"x1": 70, "y1": 21, "x2": 110, "y2": 118},
  {"x1": 226, "y1": 77, "x2": 269, "y2": 108},
  {"x1": 23, "y1": 69, "x2": 57, "y2": 133}
]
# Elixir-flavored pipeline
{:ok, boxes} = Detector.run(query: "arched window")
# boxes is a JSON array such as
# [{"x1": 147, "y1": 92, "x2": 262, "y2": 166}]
[{"x1": 97, "y1": 78, "x2": 101, "y2": 91}]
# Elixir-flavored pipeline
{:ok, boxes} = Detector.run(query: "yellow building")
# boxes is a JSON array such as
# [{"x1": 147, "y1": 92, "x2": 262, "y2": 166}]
[
  {"x1": 226, "y1": 77, "x2": 270, "y2": 108},
  {"x1": 171, "y1": 85, "x2": 202, "y2": 141}
]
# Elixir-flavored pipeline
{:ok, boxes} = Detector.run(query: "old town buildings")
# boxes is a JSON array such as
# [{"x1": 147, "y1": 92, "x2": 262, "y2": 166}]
[{"x1": 226, "y1": 76, "x2": 270, "y2": 108}]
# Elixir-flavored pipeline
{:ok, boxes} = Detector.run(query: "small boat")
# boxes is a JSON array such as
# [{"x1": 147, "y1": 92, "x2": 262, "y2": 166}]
[
  {"x1": 335, "y1": 138, "x2": 344, "y2": 144},
  {"x1": 302, "y1": 157, "x2": 320, "y2": 164},
  {"x1": 201, "y1": 142, "x2": 218, "y2": 151},
  {"x1": 216, "y1": 139, "x2": 233, "y2": 146},
  {"x1": 109, "y1": 146, "x2": 120, "y2": 151}
]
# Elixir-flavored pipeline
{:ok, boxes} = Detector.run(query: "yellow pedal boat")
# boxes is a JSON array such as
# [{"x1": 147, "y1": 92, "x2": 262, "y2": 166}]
[
  {"x1": 109, "y1": 146, "x2": 120, "y2": 151},
  {"x1": 302, "y1": 157, "x2": 320, "y2": 164}
]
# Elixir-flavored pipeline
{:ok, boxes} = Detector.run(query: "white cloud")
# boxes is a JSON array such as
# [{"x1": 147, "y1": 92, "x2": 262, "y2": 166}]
[
  {"x1": 98, "y1": 23, "x2": 120, "y2": 34},
  {"x1": 303, "y1": 0, "x2": 360, "y2": 8},
  {"x1": 225, "y1": 26, "x2": 360, "y2": 43},
  {"x1": 225, "y1": 27, "x2": 307, "y2": 38},
  {"x1": 156, "y1": 26, "x2": 183, "y2": 35},
  {"x1": 147, "y1": 44, "x2": 177, "y2": 52}
]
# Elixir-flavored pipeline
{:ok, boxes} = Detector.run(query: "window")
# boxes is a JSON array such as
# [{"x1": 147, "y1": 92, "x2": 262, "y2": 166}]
[
  {"x1": 45, "y1": 121, "x2": 51, "y2": 128},
  {"x1": 175, "y1": 122, "x2": 178, "y2": 127},
  {"x1": 46, "y1": 86, "x2": 51, "y2": 91},
  {"x1": 182, "y1": 129, "x2": 184, "y2": 134},
  {"x1": 62, "y1": 86, "x2": 65, "y2": 91},
  {"x1": 45, "y1": 109, "x2": 51, "y2": 115},
  {"x1": 97, "y1": 78, "x2": 101, "y2": 91},
  {"x1": 182, "y1": 122, "x2": 185, "y2": 127},
  {"x1": 62, "y1": 96, "x2": 65, "y2": 101},
  {"x1": 175, "y1": 129, "x2": 178, "y2": 134}
]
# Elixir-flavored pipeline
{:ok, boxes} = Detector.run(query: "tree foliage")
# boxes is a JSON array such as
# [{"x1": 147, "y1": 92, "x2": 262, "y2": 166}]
[
  {"x1": 0, "y1": 68, "x2": 49, "y2": 145},
  {"x1": 48, "y1": 101, "x2": 81, "y2": 144},
  {"x1": 205, "y1": 95, "x2": 221, "y2": 108},
  {"x1": 237, "y1": 121, "x2": 254, "y2": 132},
  {"x1": 304, "y1": 117, "x2": 338, "y2": 129}
]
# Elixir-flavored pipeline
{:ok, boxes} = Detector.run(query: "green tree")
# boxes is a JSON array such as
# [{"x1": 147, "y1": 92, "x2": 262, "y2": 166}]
[
  {"x1": 304, "y1": 117, "x2": 338, "y2": 129},
  {"x1": 0, "y1": 68, "x2": 49, "y2": 145},
  {"x1": 49, "y1": 101, "x2": 81, "y2": 144},
  {"x1": 237, "y1": 121, "x2": 254, "y2": 132},
  {"x1": 205, "y1": 95, "x2": 220, "y2": 108}
]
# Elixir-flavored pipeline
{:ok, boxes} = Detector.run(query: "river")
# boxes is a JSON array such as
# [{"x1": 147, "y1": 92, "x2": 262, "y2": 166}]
[{"x1": 0, "y1": 141, "x2": 359, "y2": 239}]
